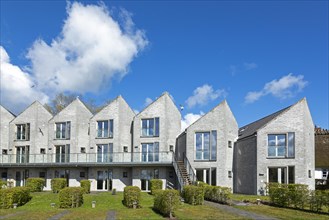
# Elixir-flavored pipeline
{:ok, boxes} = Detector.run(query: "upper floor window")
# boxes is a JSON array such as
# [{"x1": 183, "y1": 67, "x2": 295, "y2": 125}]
[
  {"x1": 16, "y1": 124, "x2": 30, "y2": 141},
  {"x1": 97, "y1": 120, "x2": 113, "y2": 138},
  {"x1": 141, "y1": 118, "x2": 159, "y2": 137},
  {"x1": 55, "y1": 122, "x2": 70, "y2": 139},
  {"x1": 268, "y1": 133, "x2": 295, "y2": 158},
  {"x1": 16, "y1": 145, "x2": 29, "y2": 163},
  {"x1": 195, "y1": 131, "x2": 217, "y2": 161}
]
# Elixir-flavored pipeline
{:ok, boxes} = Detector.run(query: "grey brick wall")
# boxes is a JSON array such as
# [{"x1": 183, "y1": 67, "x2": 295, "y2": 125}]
[{"x1": 0, "y1": 106, "x2": 15, "y2": 152}]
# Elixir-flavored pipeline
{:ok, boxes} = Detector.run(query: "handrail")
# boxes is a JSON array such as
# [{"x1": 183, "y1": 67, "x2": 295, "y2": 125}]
[
  {"x1": 172, "y1": 154, "x2": 184, "y2": 191},
  {"x1": 184, "y1": 154, "x2": 197, "y2": 184}
]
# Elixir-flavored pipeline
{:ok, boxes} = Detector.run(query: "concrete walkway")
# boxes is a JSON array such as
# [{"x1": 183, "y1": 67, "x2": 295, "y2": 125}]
[
  {"x1": 47, "y1": 210, "x2": 70, "y2": 220},
  {"x1": 105, "y1": 211, "x2": 116, "y2": 220},
  {"x1": 0, "y1": 211, "x2": 25, "y2": 219},
  {"x1": 204, "y1": 201, "x2": 278, "y2": 220}
]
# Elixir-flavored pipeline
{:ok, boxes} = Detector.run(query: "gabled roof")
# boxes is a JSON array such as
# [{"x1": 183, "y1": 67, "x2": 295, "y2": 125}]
[
  {"x1": 50, "y1": 97, "x2": 92, "y2": 120},
  {"x1": 238, "y1": 105, "x2": 292, "y2": 140},
  {"x1": 10, "y1": 101, "x2": 52, "y2": 120}
]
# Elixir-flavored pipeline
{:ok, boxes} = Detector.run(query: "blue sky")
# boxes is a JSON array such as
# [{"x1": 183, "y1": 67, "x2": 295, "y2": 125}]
[{"x1": 1, "y1": 0, "x2": 328, "y2": 129}]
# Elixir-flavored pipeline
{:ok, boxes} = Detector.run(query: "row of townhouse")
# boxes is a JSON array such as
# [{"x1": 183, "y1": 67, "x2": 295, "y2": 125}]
[{"x1": 0, "y1": 92, "x2": 315, "y2": 194}]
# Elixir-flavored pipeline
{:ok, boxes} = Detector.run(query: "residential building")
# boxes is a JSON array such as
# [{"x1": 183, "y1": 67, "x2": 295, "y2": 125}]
[
  {"x1": 234, "y1": 98, "x2": 315, "y2": 195},
  {"x1": 314, "y1": 127, "x2": 329, "y2": 186}
]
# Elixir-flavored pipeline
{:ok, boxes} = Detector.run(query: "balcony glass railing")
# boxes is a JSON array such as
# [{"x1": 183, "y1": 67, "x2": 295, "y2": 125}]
[{"x1": 0, "y1": 151, "x2": 173, "y2": 165}]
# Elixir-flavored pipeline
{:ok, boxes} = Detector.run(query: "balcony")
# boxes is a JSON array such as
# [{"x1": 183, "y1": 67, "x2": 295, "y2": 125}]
[{"x1": 0, "y1": 151, "x2": 173, "y2": 167}]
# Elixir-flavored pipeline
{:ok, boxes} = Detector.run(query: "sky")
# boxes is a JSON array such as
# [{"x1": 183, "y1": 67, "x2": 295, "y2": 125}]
[{"x1": 1, "y1": 0, "x2": 328, "y2": 130}]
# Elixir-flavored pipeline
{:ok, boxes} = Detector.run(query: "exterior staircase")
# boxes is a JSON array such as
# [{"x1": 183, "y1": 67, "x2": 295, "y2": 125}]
[{"x1": 177, "y1": 160, "x2": 192, "y2": 185}]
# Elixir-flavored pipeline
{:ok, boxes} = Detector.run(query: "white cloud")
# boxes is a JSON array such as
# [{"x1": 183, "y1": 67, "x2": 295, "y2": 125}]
[
  {"x1": 181, "y1": 112, "x2": 204, "y2": 131},
  {"x1": 244, "y1": 62, "x2": 258, "y2": 70},
  {"x1": 0, "y1": 46, "x2": 49, "y2": 113},
  {"x1": 26, "y1": 2, "x2": 148, "y2": 95},
  {"x1": 144, "y1": 97, "x2": 153, "y2": 107},
  {"x1": 245, "y1": 73, "x2": 308, "y2": 103},
  {"x1": 186, "y1": 84, "x2": 227, "y2": 108}
]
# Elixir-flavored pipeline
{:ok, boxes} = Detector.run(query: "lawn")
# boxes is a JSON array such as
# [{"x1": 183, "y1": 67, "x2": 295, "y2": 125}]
[{"x1": 0, "y1": 191, "x2": 242, "y2": 220}]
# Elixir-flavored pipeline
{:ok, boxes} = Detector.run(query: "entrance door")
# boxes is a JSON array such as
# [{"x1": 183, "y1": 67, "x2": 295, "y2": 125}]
[
  {"x1": 15, "y1": 170, "x2": 29, "y2": 186},
  {"x1": 97, "y1": 170, "x2": 112, "y2": 190},
  {"x1": 268, "y1": 167, "x2": 287, "y2": 184},
  {"x1": 141, "y1": 179, "x2": 150, "y2": 191}
]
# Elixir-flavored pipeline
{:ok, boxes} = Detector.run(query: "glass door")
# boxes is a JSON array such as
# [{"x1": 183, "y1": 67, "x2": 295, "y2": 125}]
[{"x1": 97, "y1": 170, "x2": 112, "y2": 190}]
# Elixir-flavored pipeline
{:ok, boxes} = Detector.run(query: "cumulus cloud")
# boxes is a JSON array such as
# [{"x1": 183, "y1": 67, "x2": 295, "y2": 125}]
[
  {"x1": 186, "y1": 84, "x2": 227, "y2": 108},
  {"x1": 245, "y1": 73, "x2": 308, "y2": 103},
  {"x1": 0, "y1": 46, "x2": 49, "y2": 113},
  {"x1": 26, "y1": 2, "x2": 147, "y2": 95},
  {"x1": 181, "y1": 112, "x2": 204, "y2": 131},
  {"x1": 244, "y1": 62, "x2": 258, "y2": 70},
  {"x1": 144, "y1": 97, "x2": 153, "y2": 107}
]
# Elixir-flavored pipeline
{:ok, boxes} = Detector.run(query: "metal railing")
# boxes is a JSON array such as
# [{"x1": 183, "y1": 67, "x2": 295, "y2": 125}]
[
  {"x1": 0, "y1": 151, "x2": 173, "y2": 165},
  {"x1": 172, "y1": 154, "x2": 185, "y2": 191},
  {"x1": 184, "y1": 154, "x2": 197, "y2": 184}
]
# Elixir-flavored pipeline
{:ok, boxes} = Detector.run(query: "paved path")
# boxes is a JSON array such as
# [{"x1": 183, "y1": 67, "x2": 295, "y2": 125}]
[
  {"x1": 47, "y1": 210, "x2": 70, "y2": 220},
  {"x1": 105, "y1": 211, "x2": 116, "y2": 220},
  {"x1": 0, "y1": 211, "x2": 25, "y2": 219},
  {"x1": 204, "y1": 201, "x2": 278, "y2": 220}
]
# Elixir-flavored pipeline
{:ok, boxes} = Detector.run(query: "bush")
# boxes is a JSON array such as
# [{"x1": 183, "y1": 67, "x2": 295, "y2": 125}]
[
  {"x1": 287, "y1": 184, "x2": 308, "y2": 209},
  {"x1": 51, "y1": 178, "x2": 67, "y2": 193},
  {"x1": 267, "y1": 183, "x2": 289, "y2": 207},
  {"x1": 80, "y1": 180, "x2": 91, "y2": 194},
  {"x1": 0, "y1": 187, "x2": 31, "y2": 209},
  {"x1": 26, "y1": 178, "x2": 45, "y2": 192},
  {"x1": 59, "y1": 187, "x2": 84, "y2": 208},
  {"x1": 204, "y1": 185, "x2": 231, "y2": 204},
  {"x1": 0, "y1": 180, "x2": 7, "y2": 189},
  {"x1": 309, "y1": 190, "x2": 327, "y2": 212},
  {"x1": 182, "y1": 185, "x2": 204, "y2": 205},
  {"x1": 150, "y1": 179, "x2": 163, "y2": 195},
  {"x1": 123, "y1": 186, "x2": 141, "y2": 208},
  {"x1": 154, "y1": 189, "x2": 180, "y2": 218}
]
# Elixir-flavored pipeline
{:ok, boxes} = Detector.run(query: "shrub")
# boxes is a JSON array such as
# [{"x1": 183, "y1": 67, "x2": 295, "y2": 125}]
[
  {"x1": 182, "y1": 185, "x2": 204, "y2": 205},
  {"x1": 203, "y1": 185, "x2": 231, "y2": 204},
  {"x1": 26, "y1": 178, "x2": 45, "y2": 192},
  {"x1": 59, "y1": 187, "x2": 84, "y2": 208},
  {"x1": 154, "y1": 189, "x2": 180, "y2": 218},
  {"x1": 197, "y1": 181, "x2": 208, "y2": 188},
  {"x1": 123, "y1": 186, "x2": 141, "y2": 208},
  {"x1": 267, "y1": 183, "x2": 289, "y2": 207},
  {"x1": 80, "y1": 180, "x2": 91, "y2": 194},
  {"x1": 309, "y1": 190, "x2": 326, "y2": 212},
  {"x1": 287, "y1": 184, "x2": 308, "y2": 209},
  {"x1": 0, "y1": 187, "x2": 31, "y2": 209},
  {"x1": 0, "y1": 180, "x2": 7, "y2": 189},
  {"x1": 51, "y1": 178, "x2": 67, "y2": 193},
  {"x1": 150, "y1": 179, "x2": 163, "y2": 195}
]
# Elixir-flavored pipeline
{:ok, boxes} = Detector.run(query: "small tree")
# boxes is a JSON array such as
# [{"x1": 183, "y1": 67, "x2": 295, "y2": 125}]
[
  {"x1": 26, "y1": 178, "x2": 45, "y2": 192},
  {"x1": 80, "y1": 180, "x2": 91, "y2": 194},
  {"x1": 150, "y1": 179, "x2": 163, "y2": 195}
]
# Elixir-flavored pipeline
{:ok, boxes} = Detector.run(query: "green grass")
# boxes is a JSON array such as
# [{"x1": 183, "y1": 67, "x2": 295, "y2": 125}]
[{"x1": 230, "y1": 193, "x2": 270, "y2": 203}]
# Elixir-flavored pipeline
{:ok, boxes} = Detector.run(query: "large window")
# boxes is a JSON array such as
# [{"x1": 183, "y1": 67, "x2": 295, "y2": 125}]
[
  {"x1": 268, "y1": 133, "x2": 295, "y2": 158},
  {"x1": 141, "y1": 118, "x2": 159, "y2": 137},
  {"x1": 142, "y1": 143, "x2": 159, "y2": 162},
  {"x1": 97, "y1": 144, "x2": 113, "y2": 162},
  {"x1": 55, "y1": 145, "x2": 70, "y2": 163},
  {"x1": 16, "y1": 146, "x2": 29, "y2": 163},
  {"x1": 268, "y1": 166, "x2": 295, "y2": 184},
  {"x1": 195, "y1": 131, "x2": 217, "y2": 161},
  {"x1": 97, "y1": 120, "x2": 113, "y2": 138},
  {"x1": 16, "y1": 124, "x2": 30, "y2": 141},
  {"x1": 55, "y1": 122, "x2": 70, "y2": 139}
]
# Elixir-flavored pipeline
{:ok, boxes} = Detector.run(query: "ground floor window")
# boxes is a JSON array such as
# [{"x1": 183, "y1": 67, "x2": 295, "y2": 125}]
[
  {"x1": 196, "y1": 168, "x2": 216, "y2": 185},
  {"x1": 140, "y1": 169, "x2": 159, "y2": 191},
  {"x1": 268, "y1": 166, "x2": 295, "y2": 184},
  {"x1": 97, "y1": 170, "x2": 112, "y2": 190},
  {"x1": 55, "y1": 170, "x2": 70, "y2": 186},
  {"x1": 15, "y1": 170, "x2": 29, "y2": 187}
]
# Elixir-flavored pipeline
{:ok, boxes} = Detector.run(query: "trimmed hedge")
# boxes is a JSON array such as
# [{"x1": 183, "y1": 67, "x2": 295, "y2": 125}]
[
  {"x1": 51, "y1": 178, "x2": 67, "y2": 193},
  {"x1": 182, "y1": 185, "x2": 204, "y2": 205},
  {"x1": 80, "y1": 180, "x2": 91, "y2": 194},
  {"x1": 0, "y1": 187, "x2": 31, "y2": 209},
  {"x1": 150, "y1": 179, "x2": 163, "y2": 195},
  {"x1": 154, "y1": 189, "x2": 180, "y2": 218},
  {"x1": 123, "y1": 186, "x2": 141, "y2": 208},
  {"x1": 0, "y1": 180, "x2": 7, "y2": 189},
  {"x1": 26, "y1": 178, "x2": 45, "y2": 192},
  {"x1": 59, "y1": 187, "x2": 84, "y2": 208},
  {"x1": 204, "y1": 185, "x2": 231, "y2": 204}
]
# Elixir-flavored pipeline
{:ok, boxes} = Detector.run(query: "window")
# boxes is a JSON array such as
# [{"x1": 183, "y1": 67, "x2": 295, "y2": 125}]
[
  {"x1": 55, "y1": 122, "x2": 70, "y2": 139},
  {"x1": 268, "y1": 167, "x2": 295, "y2": 184},
  {"x1": 142, "y1": 142, "x2": 159, "y2": 162},
  {"x1": 97, "y1": 120, "x2": 113, "y2": 138},
  {"x1": 2, "y1": 149, "x2": 8, "y2": 155},
  {"x1": 169, "y1": 171, "x2": 174, "y2": 178},
  {"x1": 80, "y1": 172, "x2": 85, "y2": 178},
  {"x1": 55, "y1": 145, "x2": 70, "y2": 163},
  {"x1": 169, "y1": 145, "x2": 174, "y2": 152},
  {"x1": 123, "y1": 146, "x2": 128, "y2": 152},
  {"x1": 123, "y1": 172, "x2": 128, "y2": 178},
  {"x1": 80, "y1": 147, "x2": 86, "y2": 153},
  {"x1": 228, "y1": 171, "x2": 232, "y2": 178},
  {"x1": 40, "y1": 148, "x2": 46, "y2": 154},
  {"x1": 267, "y1": 133, "x2": 295, "y2": 158},
  {"x1": 39, "y1": 172, "x2": 46, "y2": 187},
  {"x1": 16, "y1": 146, "x2": 29, "y2": 163},
  {"x1": 308, "y1": 170, "x2": 312, "y2": 178},
  {"x1": 228, "y1": 141, "x2": 232, "y2": 148},
  {"x1": 16, "y1": 124, "x2": 30, "y2": 140},
  {"x1": 195, "y1": 131, "x2": 217, "y2": 161},
  {"x1": 154, "y1": 169, "x2": 159, "y2": 179},
  {"x1": 97, "y1": 144, "x2": 113, "y2": 163},
  {"x1": 141, "y1": 118, "x2": 159, "y2": 137}
]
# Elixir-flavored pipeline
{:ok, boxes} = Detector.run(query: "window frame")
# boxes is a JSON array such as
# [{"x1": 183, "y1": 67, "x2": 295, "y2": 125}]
[
  {"x1": 96, "y1": 120, "x2": 113, "y2": 139},
  {"x1": 55, "y1": 122, "x2": 70, "y2": 140},
  {"x1": 141, "y1": 118, "x2": 159, "y2": 137},
  {"x1": 194, "y1": 130, "x2": 217, "y2": 161},
  {"x1": 267, "y1": 133, "x2": 295, "y2": 158},
  {"x1": 16, "y1": 123, "x2": 30, "y2": 141}
]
